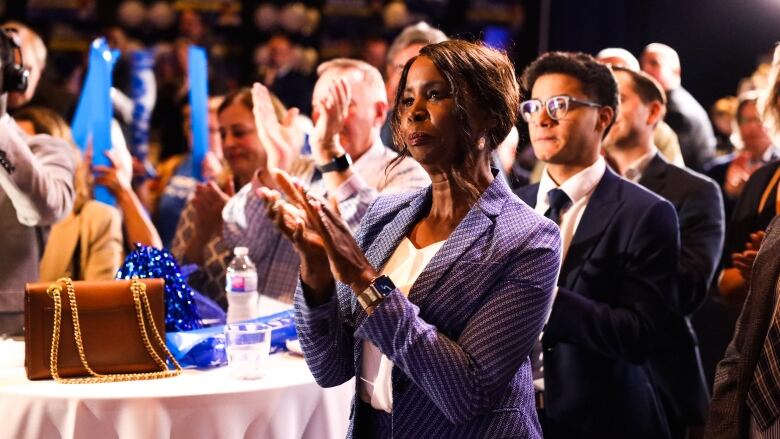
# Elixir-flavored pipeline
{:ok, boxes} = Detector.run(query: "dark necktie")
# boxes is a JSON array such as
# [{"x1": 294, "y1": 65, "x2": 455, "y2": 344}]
[
  {"x1": 544, "y1": 188, "x2": 572, "y2": 225},
  {"x1": 530, "y1": 188, "x2": 572, "y2": 385},
  {"x1": 747, "y1": 296, "x2": 780, "y2": 430}
]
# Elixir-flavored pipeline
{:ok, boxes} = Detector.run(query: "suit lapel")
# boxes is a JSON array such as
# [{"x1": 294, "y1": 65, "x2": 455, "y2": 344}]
[
  {"x1": 408, "y1": 176, "x2": 506, "y2": 304},
  {"x1": 637, "y1": 153, "x2": 669, "y2": 195},
  {"x1": 515, "y1": 184, "x2": 539, "y2": 208},
  {"x1": 353, "y1": 188, "x2": 432, "y2": 317},
  {"x1": 363, "y1": 189, "x2": 432, "y2": 270},
  {"x1": 560, "y1": 168, "x2": 623, "y2": 287},
  {"x1": 354, "y1": 175, "x2": 507, "y2": 315}
]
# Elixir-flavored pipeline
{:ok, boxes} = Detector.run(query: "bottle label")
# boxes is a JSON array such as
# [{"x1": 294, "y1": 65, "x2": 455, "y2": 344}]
[{"x1": 230, "y1": 275, "x2": 257, "y2": 292}]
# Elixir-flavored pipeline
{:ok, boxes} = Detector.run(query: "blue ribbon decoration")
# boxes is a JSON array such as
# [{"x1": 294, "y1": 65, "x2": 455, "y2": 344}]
[
  {"x1": 71, "y1": 38, "x2": 119, "y2": 206},
  {"x1": 166, "y1": 310, "x2": 298, "y2": 369},
  {"x1": 188, "y1": 45, "x2": 209, "y2": 182}
]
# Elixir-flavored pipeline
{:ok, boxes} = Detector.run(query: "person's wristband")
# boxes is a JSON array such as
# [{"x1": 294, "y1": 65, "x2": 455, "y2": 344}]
[{"x1": 316, "y1": 153, "x2": 352, "y2": 173}]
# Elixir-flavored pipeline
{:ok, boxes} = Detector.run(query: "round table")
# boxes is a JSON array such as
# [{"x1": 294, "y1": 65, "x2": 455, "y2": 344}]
[{"x1": 0, "y1": 349, "x2": 354, "y2": 439}]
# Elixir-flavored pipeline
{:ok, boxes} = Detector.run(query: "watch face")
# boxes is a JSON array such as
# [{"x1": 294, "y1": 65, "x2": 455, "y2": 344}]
[{"x1": 374, "y1": 276, "x2": 396, "y2": 296}]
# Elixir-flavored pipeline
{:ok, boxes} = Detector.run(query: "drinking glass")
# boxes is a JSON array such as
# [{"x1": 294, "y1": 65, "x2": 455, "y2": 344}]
[{"x1": 224, "y1": 322, "x2": 272, "y2": 380}]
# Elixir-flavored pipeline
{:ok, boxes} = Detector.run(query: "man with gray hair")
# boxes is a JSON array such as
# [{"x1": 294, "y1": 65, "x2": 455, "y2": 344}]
[
  {"x1": 309, "y1": 58, "x2": 430, "y2": 229},
  {"x1": 381, "y1": 22, "x2": 447, "y2": 149},
  {"x1": 642, "y1": 43, "x2": 716, "y2": 171}
]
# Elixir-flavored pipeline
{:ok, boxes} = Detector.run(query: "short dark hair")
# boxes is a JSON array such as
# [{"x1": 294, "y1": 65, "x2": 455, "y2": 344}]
[
  {"x1": 521, "y1": 51, "x2": 619, "y2": 133},
  {"x1": 612, "y1": 65, "x2": 667, "y2": 106},
  {"x1": 390, "y1": 39, "x2": 520, "y2": 203}
]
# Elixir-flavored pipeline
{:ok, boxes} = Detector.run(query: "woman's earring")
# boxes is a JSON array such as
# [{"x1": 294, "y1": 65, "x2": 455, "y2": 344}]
[{"x1": 477, "y1": 136, "x2": 486, "y2": 150}]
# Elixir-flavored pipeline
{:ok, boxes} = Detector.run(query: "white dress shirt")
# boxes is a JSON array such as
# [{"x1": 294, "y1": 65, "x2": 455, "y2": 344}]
[
  {"x1": 531, "y1": 156, "x2": 606, "y2": 391},
  {"x1": 535, "y1": 156, "x2": 607, "y2": 259},
  {"x1": 623, "y1": 147, "x2": 658, "y2": 183},
  {"x1": 359, "y1": 237, "x2": 445, "y2": 413}
]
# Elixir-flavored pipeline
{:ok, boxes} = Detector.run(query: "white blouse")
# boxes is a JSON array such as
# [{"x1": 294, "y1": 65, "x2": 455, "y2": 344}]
[{"x1": 358, "y1": 237, "x2": 445, "y2": 413}]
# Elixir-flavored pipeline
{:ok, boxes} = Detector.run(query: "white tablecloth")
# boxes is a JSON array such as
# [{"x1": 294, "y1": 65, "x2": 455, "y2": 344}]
[{"x1": 0, "y1": 349, "x2": 354, "y2": 439}]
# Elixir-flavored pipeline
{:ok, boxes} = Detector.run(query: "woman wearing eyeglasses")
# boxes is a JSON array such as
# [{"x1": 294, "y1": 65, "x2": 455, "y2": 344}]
[{"x1": 259, "y1": 40, "x2": 561, "y2": 438}]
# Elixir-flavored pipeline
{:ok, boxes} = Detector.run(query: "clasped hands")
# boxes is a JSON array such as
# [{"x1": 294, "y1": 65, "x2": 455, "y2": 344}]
[
  {"x1": 732, "y1": 230, "x2": 766, "y2": 286},
  {"x1": 257, "y1": 169, "x2": 377, "y2": 304}
]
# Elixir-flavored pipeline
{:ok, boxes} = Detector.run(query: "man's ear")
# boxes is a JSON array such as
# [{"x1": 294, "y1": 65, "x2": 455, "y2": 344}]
[
  {"x1": 597, "y1": 105, "x2": 615, "y2": 133},
  {"x1": 374, "y1": 100, "x2": 388, "y2": 127},
  {"x1": 646, "y1": 100, "x2": 665, "y2": 127}
]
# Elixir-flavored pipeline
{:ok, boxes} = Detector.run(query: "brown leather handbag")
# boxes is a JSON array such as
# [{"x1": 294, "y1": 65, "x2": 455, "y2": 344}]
[{"x1": 24, "y1": 278, "x2": 181, "y2": 383}]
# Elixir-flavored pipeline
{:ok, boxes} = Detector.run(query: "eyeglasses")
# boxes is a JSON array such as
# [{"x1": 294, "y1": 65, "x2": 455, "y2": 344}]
[{"x1": 520, "y1": 95, "x2": 602, "y2": 123}]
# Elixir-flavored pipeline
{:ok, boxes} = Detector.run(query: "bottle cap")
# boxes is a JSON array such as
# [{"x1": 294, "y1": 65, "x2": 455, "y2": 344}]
[{"x1": 233, "y1": 246, "x2": 248, "y2": 256}]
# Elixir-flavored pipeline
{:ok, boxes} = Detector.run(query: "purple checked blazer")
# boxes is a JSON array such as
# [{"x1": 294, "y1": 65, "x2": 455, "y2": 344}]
[{"x1": 294, "y1": 175, "x2": 561, "y2": 438}]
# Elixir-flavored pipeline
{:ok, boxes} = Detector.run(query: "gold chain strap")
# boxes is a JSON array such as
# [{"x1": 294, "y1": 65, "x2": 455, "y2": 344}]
[{"x1": 47, "y1": 277, "x2": 182, "y2": 384}]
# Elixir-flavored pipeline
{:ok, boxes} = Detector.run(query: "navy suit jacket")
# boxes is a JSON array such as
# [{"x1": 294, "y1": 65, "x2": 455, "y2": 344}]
[
  {"x1": 639, "y1": 153, "x2": 724, "y2": 424},
  {"x1": 295, "y1": 175, "x2": 561, "y2": 438},
  {"x1": 515, "y1": 167, "x2": 679, "y2": 438}
]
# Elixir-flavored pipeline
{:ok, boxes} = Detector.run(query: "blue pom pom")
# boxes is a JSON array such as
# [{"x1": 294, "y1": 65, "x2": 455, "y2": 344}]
[{"x1": 116, "y1": 244, "x2": 204, "y2": 332}]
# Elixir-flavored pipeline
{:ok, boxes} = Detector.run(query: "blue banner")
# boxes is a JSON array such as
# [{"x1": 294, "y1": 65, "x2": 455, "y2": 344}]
[
  {"x1": 71, "y1": 38, "x2": 119, "y2": 206},
  {"x1": 187, "y1": 45, "x2": 209, "y2": 182}
]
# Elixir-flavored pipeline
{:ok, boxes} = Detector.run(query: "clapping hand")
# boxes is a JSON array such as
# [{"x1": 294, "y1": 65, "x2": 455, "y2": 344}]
[
  {"x1": 192, "y1": 180, "x2": 234, "y2": 237},
  {"x1": 732, "y1": 230, "x2": 766, "y2": 285},
  {"x1": 258, "y1": 169, "x2": 377, "y2": 296},
  {"x1": 251, "y1": 82, "x2": 300, "y2": 171},
  {"x1": 311, "y1": 78, "x2": 351, "y2": 163},
  {"x1": 257, "y1": 169, "x2": 332, "y2": 302},
  {"x1": 201, "y1": 150, "x2": 225, "y2": 182}
]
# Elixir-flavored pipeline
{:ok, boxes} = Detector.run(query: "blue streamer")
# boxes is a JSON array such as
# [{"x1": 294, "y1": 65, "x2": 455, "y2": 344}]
[
  {"x1": 166, "y1": 310, "x2": 298, "y2": 369},
  {"x1": 116, "y1": 244, "x2": 205, "y2": 332},
  {"x1": 71, "y1": 38, "x2": 119, "y2": 206},
  {"x1": 188, "y1": 45, "x2": 209, "y2": 182},
  {"x1": 129, "y1": 50, "x2": 156, "y2": 162}
]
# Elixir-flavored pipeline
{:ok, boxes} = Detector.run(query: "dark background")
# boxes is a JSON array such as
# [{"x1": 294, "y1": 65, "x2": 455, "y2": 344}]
[
  {"x1": 2, "y1": 0, "x2": 777, "y2": 108},
  {"x1": 544, "y1": 0, "x2": 779, "y2": 107}
]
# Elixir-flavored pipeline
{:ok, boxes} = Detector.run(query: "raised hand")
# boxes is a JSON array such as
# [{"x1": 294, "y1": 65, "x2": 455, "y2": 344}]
[
  {"x1": 745, "y1": 230, "x2": 766, "y2": 252},
  {"x1": 251, "y1": 82, "x2": 300, "y2": 171},
  {"x1": 93, "y1": 149, "x2": 133, "y2": 196},
  {"x1": 192, "y1": 180, "x2": 233, "y2": 237},
  {"x1": 256, "y1": 169, "x2": 333, "y2": 302},
  {"x1": 201, "y1": 150, "x2": 225, "y2": 182},
  {"x1": 268, "y1": 169, "x2": 377, "y2": 293},
  {"x1": 304, "y1": 193, "x2": 377, "y2": 293},
  {"x1": 734, "y1": 230, "x2": 767, "y2": 286},
  {"x1": 311, "y1": 78, "x2": 351, "y2": 163}
]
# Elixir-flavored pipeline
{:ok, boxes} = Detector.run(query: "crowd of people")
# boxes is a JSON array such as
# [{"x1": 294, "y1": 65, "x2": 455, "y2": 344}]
[{"x1": 2, "y1": 7, "x2": 780, "y2": 439}]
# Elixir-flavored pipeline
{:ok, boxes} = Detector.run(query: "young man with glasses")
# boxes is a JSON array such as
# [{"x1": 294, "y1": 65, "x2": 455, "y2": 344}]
[{"x1": 514, "y1": 52, "x2": 680, "y2": 438}]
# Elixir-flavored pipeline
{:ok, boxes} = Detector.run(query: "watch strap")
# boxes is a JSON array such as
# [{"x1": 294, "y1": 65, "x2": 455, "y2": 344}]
[
  {"x1": 316, "y1": 153, "x2": 352, "y2": 173},
  {"x1": 356, "y1": 275, "x2": 395, "y2": 311}
]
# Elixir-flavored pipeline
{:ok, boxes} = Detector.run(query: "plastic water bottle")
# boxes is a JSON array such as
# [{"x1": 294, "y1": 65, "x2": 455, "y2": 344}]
[{"x1": 226, "y1": 247, "x2": 259, "y2": 324}]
